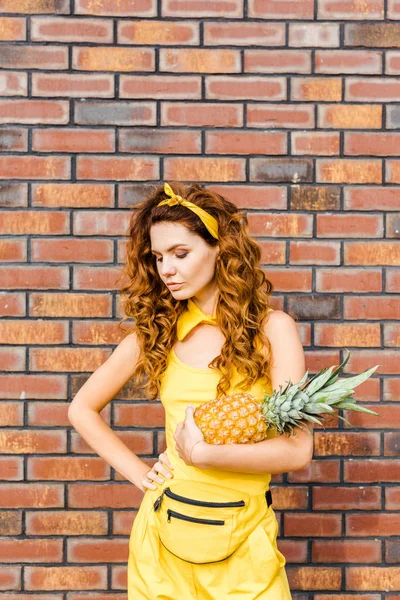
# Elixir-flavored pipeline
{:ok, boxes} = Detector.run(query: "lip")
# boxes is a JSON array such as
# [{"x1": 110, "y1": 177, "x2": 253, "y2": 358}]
[{"x1": 167, "y1": 282, "x2": 184, "y2": 289}]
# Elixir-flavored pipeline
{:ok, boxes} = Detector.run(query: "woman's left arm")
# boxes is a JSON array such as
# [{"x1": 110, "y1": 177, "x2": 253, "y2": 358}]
[{"x1": 175, "y1": 310, "x2": 314, "y2": 474}]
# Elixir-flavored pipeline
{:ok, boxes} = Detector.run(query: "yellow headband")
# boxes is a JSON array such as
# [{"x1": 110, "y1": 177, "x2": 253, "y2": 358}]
[{"x1": 157, "y1": 183, "x2": 219, "y2": 240}]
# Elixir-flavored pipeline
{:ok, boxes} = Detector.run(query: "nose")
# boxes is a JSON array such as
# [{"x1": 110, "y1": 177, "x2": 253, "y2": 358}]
[{"x1": 160, "y1": 259, "x2": 177, "y2": 278}]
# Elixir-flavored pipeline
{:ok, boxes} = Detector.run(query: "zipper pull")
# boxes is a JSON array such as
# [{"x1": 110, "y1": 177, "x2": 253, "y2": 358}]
[
  {"x1": 153, "y1": 488, "x2": 167, "y2": 513},
  {"x1": 167, "y1": 510, "x2": 171, "y2": 523}
]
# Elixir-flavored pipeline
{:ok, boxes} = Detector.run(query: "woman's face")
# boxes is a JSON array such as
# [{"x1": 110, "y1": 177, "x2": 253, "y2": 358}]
[{"x1": 150, "y1": 222, "x2": 219, "y2": 302}]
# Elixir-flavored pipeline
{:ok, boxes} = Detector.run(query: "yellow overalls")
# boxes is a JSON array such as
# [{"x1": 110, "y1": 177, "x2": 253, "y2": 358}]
[{"x1": 127, "y1": 299, "x2": 292, "y2": 599}]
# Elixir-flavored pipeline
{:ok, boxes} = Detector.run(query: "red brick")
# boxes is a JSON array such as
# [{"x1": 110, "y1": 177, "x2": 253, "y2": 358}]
[
  {"x1": 386, "y1": 487, "x2": 400, "y2": 509},
  {"x1": 0, "y1": 156, "x2": 70, "y2": 180},
  {"x1": 318, "y1": 0, "x2": 384, "y2": 19},
  {"x1": 289, "y1": 23, "x2": 339, "y2": 47},
  {"x1": 0, "y1": 456, "x2": 23, "y2": 480},
  {"x1": 161, "y1": 101, "x2": 243, "y2": 127},
  {"x1": 0, "y1": 72, "x2": 27, "y2": 96},
  {"x1": 345, "y1": 132, "x2": 400, "y2": 155},
  {"x1": 389, "y1": 0, "x2": 400, "y2": 18},
  {"x1": 30, "y1": 292, "x2": 112, "y2": 318},
  {"x1": 344, "y1": 349, "x2": 396, "y2": 375},
  {"x1": 31, "y1": 17, "x2": 113, "y2": 42},
  {"x1": 32, "y1": 73, "x2": 114, "y2": 98},
  {"x1": 208, "y1": 184, "x2": 287, "y2": 209},
  {"x1": 314, "y1": 431, "x2": 381, "y2": 456},
  {"x1": 291, "y1": 132, "x2": 340, "y2": 155},
  {"x1": 316, "y1": 158, "x2": 382, "y2": 183},
  {"x1": 248, "y1": 212, "x2": 313, "y2": 237},
  {"x1": 114, "y1": 403, "x2": 165, "y2": 427},
  {"x1": 206, "y1": 131, "x2": 286, "y2": 155},
  {"x1": 386, "y1": 159, "x2": 400, "y2": 183},
  {"x1": 204, "y1": 21, "x2": 285, "y2": 46},
  {"x1": 0, "y1": 320, "x2": 68, "y2": 345},
  {"x1": 160, "y1": 48, "x2": 241, "y2": 73},
  {"x1": 31, "y1": 239, "x2": 113, "y2": 263},
  {"x1": 0, "y1": 100, "x2": 69, "y2": 124},
  {"x1": 288, "y1": 566, "x2": 342, "y2": 591},
  {"x1": 245, "y1": 50, "x2": 312, "y2": 74},
  {"x1": 0, "y1": 430, "x2": 66, "y2": 454},
  {"x1": 386, "y1": 270, "x2": 400, "y2": 292},
  {"x1": 0, "y1": 210, "x2": 69, "y2": 234},
  {"x1": 313, "y1": 540, "x2": 381, "y2": 563},
  {"x1": 164, "y1": 157, "x2": 245, "y2": 182},
  {"x1": 386, "y1": 51, "x2": 400, "y2": 74},
  {"x1": 77, "y1": 156, "x2": 158, "y2": 181},
  {"x1": 345, "y1": 22, "x2": 400, "y2": 46},
  {"x1": 0, "y1": 266, "x2": 69, "y2": 290},
  {"x1": 315, "y1": 49, "x2": 382, "y2": 74},
  {"x1": 119, "y1": 128, "x2": 201, "y2": 154},
  {"x1": 162, "y1": 0, "x2": 243, "y2": 17},
  {"x1": 250, "y1": 158, "x2": 313, "y2": 183},
  {"x1": 118, "y1": 20, "x2": 199, "y2": 45},
  {"x1": 120, "y1": 74, "x2": 201, "y2": 99},
  {"x1": 288, "y1": 459, "x2": 340, "y2": 482},
  {"x1": 0, "y1": 45, "x2": 68, "y2": 69},
  {"x1": 0, "y1": 239, "x2": 26, "y2": 261},
  {"x1": 32, "y1": 128, "x2": 115, "y2": 153},
  {"x1": 0, "y1": 347, "x2": 25, "y2": 371},
  {"x1": 0, "y1": 565, "x2": 20, "y2": 589},
  {"x1": 73, "y1": 268, "x2": 125, "y2": 292},
  {"x1": 24, "y1": 565, "x2": 107, "y2": 591},
  {"x1": 75, "y1": 0, "x2": 156, "y2": 16},
  {"x1": 344, "y1": 186, "x2": 400, "y2": 211},
  {"x1": 0, "y1": 538, "x2": 63, "y2": 562},
  {"x1": 0, "y1": 374, "x2": 67, "y2": 399},
  {"x1": 68, "y1": 482, "x2": 143, "y2": 508},
  {"x1": 290, "y1": 241, "x2": 340, "y2": 265},
  {"x1": 249, "y1": 0, "x2": 314, "y2": 19},
  {"x1": 26, "y1": 509, "x2": 108, "y2": 535},
  {"x1": 0, "y1": 128, "x2": 28, "y2": 152},
  {"x1": 345, "y1": 241, "x2": 399, "y2": 265},
  {"x1": 319, "y1": 104, "x2": 382, "y2": 129},
  {"x1": 68, "y1": 538, "x2": 131, "y2": 562},
  {"x1": 317, "y1": 214, "x2": 383, "y2": 237},
  {"x1": 316, "y1": 268, "x2": 382, "y2": 293},
  {"x1": 72, "y1": 320, "x2": 124, "y2": 344},
  {"x1": 347, "y1": 514, "x2": 400, "y2": 537},
  {"x1": 73, "y1": 211, "x2": 130, "y2": 236},
  {"x1": 33, "y1": 183, "x2": 114, "y2": 207},
  {"x1": 291, "y1": 77, "x2": 342, "y2": 101},
  {"x1": 0, "y1": 17, "x2": 25, "y2": 40},
  {"x1": 385, "y1": 322, "x2": 400, "y2": 347},
  {"x1": 0, "y1": 0, "x2": 70, "y2": 14},
  {"x1": 345, "y1": 296, "x2": 400, "y2": 319},
  {"x1": 315, "y1": 322, "x2": 380, "y2": 347},
  {"x1": 247, "y1": 104, "x2": 314, "y2": 128},
  {"x1": 384, "y1": 432, "x2": 400, "y2": 456},
  {"x1": 28, "y1": 402, "x2": 110, "y2": 427},
  {"x1": 0, "y1": 293, "x2": 26, "y2": 317},
  {"x1": 75, "y1": 100, "x2": 156, "y2": 125},
  {"x1": 346, "y1": 77, "x2": 400, "y2": 101},
  {"x1": 27, "y1": 456, "x2": 109, "y2": 480},
  {"x1": 73, "y1": 47, "x2": 155, "y2": 72},
  {"x1": 285, "y1": 513, "x2": 342, "y2": 537},
  {"x1": 206, "y1": 76, "x2": 286, "y2": 100}
]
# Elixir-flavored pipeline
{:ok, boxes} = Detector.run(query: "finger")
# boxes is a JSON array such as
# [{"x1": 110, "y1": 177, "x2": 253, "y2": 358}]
[
  {"x1": 161, "y1": 451, "x2": 174, "y2": 470},
  {"x1": 154, "y1": 460, "x2": 173, "y2": 480},
  {"x1": 185, "y1": 405, "x2": 195, "y2": 419},
  {"x1": 147, "y1": 468, "x2": 165, "y2": 485},
  {"x1": 141, "y1": 473, "x2": 157, "y2": 491}
]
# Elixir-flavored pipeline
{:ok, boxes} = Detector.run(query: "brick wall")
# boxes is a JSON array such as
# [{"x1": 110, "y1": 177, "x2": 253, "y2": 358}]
[{"x1": 0, "y1": 0, "x2": 399, "y2": 597}]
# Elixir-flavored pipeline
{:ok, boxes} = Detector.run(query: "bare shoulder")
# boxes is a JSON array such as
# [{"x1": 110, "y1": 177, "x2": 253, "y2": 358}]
[{"x1": 262, "y1": 309, "x2": 300, "y2": 343}]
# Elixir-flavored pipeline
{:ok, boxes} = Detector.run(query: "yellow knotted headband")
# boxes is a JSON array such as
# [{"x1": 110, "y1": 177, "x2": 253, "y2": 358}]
[{"x1": 157, "y1": 182, "x2": 219, "y2": 240}]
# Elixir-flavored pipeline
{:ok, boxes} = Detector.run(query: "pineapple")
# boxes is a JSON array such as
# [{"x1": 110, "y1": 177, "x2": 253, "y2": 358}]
[{"x1": 194, "y1": 349, "x2": 380, "y2": 444}]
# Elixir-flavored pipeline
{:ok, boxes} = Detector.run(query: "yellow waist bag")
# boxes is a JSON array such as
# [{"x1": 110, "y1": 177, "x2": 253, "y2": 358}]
[{"x1": 153, "y1": 479, "x2": 272, "y2": 564}]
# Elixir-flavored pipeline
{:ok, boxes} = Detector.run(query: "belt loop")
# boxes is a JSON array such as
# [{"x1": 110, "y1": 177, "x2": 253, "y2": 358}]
[{"x1": 265, "y1": 489, "x2": 273, "y2": 507}]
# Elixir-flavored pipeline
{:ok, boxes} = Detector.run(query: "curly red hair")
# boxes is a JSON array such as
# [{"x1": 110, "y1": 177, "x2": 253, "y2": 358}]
[{"x1": 117, "y1": 182, "x2": 274, "y2": 401}]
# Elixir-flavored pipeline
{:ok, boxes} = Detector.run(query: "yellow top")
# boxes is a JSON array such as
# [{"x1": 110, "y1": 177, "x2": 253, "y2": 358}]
[{"x1": 159, "y1": 298, "x2": 276, "y2": 494}]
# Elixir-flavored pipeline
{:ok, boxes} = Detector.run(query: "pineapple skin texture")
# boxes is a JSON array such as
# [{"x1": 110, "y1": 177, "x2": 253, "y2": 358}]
[{"x1": 193, "y1": 393, "x2": 268, "y2": 445}]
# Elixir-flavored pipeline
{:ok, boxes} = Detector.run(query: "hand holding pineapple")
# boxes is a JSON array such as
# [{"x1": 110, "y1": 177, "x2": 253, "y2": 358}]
[{"x1": 193, "y1": 349, "x2": 380, "y2": 445}]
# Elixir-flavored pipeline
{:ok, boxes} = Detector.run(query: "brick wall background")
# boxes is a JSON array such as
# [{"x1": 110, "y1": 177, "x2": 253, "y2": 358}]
[{"x1": 0, "y1": 0, "x2": 399, "y2": 597}]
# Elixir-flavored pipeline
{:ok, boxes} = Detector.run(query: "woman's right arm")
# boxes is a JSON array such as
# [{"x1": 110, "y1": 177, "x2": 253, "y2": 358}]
[{"x1": 68, "y1": 332, "x2": 172, "y2": 491}]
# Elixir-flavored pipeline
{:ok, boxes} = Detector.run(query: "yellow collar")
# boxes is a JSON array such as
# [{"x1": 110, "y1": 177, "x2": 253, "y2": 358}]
[{"x1": 176, "y1": 298, "x2": 217, "y2": 341}]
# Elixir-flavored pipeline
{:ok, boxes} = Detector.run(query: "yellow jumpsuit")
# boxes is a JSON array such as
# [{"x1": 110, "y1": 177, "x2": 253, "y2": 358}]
[{"x1": 127, "y1": 299, "x2": 292, "y2": 599}]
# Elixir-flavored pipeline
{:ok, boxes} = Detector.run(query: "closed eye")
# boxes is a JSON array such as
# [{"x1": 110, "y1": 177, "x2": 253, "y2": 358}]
[{"x1": 155, "y1": 253, "x2": 188, "y2": 263}]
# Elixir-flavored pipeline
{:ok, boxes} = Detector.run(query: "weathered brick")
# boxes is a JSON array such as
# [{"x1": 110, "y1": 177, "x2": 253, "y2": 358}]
[
  {"x1": 0, "y1": 347, "x2": 25, "y2": 370},
  {"x1": 316, "y1": 268, "x2": 382, "y2": 292},
  {"x1": 0, "y1": 430, "x2": 66, "y2": 453},
  {"x1": 0, "y1": 45, "x2": 68, "y2": 69},
  {"x1": 164, "y1": 157, "x2": 245, "y2": 182},
  {"x1": 0, "y1": 320, "x2": 68, "y2": 344},
  {"x1": 384, "y1": 322, "x2": 400, "y2": 347},
  {"x1": 0, "y1": 404, "x2": 24, "y2": 426},
  {"x1": 290, "y1": 185, "x2": 340, "y2": 210},
  {"x1": 73, "y1": 267, "x2": 126, "y2": 292},
  {"x1": 262, "y1": 268, "x2": 312, "y2": 292},
  {"x1": 31, "y1": 239, "x2": 113, "y2": 263},
  {"x1": 75, "y1": 100, "x2": 156, "y2": 125},
  {"x1": 32, "y1": 128, "x2": 115, "y2": 153},
  {"x1": 0, "y1": 72, "x2": 27, "y2": 96},
  {"x1": 73, "y1": 47, "x2": 155, "y2": 72},
  {"x1": 161, "y1": 102, "x2": 243, "y2": 127},
  {"x1": 245, "y1": 50, "x2": 312, "y2": 74},
  {"x1": 0, "y1": 0, "x2": 70, "y2": 13},
  {"x1": 162, "y1": 0, "x2": 243, "y2": 17},
  {"x1": 314, "y1": 432, "x2": 381, "y2": 456},
  {"x1": 346, "y1": 77, "x2": 400, "y2": 101},
  {"x1": 206, "y1": 131, "x2": 286, "y2": 155},
  {"x1": 290, "y1": 241, "x2": 340, "y2": 265},
  {"x1": 0, "y1": 100, "x2": 69, "y2": 124},
  {"x1": 345, "y1": 242, "x2": 400, "y2": 266},
  {"x1": 30, "y1": 348, "x2": 111, "y2": 372},
  {"x1": 250, "y1": 158, "x2": 314, "y2": 183},
  {"x1": 344, "y1": 186, "x2": 400, "y2": 210},
  {"x1": 73, "y1": 211, "x2": 129, "y2": 236},
  {"x1": 0, "y1": 374, "x2": 67, "y2": 399},
  {"x1": 32, "y1": 183, "x2": 114, "y2": 208},
  {"x1": 318, "y1": 0, "x2": 384, "y2": 20},
  {"x1": 76, "y1": 156, "x2": 159, "y2": 181},
  {"x1": 315, "y1": 50, "x2": 382, "y2": 74},
  {"x1": 386, "y1": 270, "x2": 400, "y2": 293},
  {"x1": 249, "y1": 0, "x2": 314, "y2": 19},
  {"x1": 287, "y1": 566, "x2": 342, "y2": 591},
  {"x1": 387, "y1": 214, "x2": 400, "y2": 239},
  {"x1": 75, "y1": 0, "x2": 156, "y2": 16},
  {"x1": 247, "y1": 104, "x2": 314, "y2": 128},
  {"x1": 247, "y1": 212, "x2": 313, "y2": 237},
  {"x1": 0, "y1": 17, "x2": 26, "y2": 40},
  {"x1": 118, "y1": 183, "x2": 165, "y2": 208},
  {"x1": 388, "y1": 104, "x2": 400, "y2": 127},
  {"x1": 0, "y1": 266, "x2": 69, "y2": 289},
  {"x1": 32, "y1": 73, "x2": 114, "y2": 98},
  {"x1": 119, "y1": 128, "x2": 200, "y2": 154},
  {"x1": 317, "y1": 214, "x2": 383, "y2": 237},
  {"x1": 0, "y1": 156, "x2": 70, "y2": 180},
  {"x1": 204, "y1": 21, "x2": 285, "y2": 46},
  {"x1": 206, "y1": 76, "x2": 286, "y2": 101},
  {"x1": 386, "y1": 159, "x2": 400, "y2": 183},
  {"x1": 345, "y1": 22, "x2": 400, "y2": 46},
  {"x1": 30, "y1": 292, "x2": 112, "y2": 318},
  {"x1": 316, "y1": 159, "x2": 382, "y2": 183},
  {"x1": 118, "y1": 20, "x2": 199, "y2": 45},
  {"x1": 291, "y1": 78, "x2": 342, "y2": 101},
  {"x1": 319, "y1": 104, "x2": 382, "y2": 129},
  {"x1": 315, "y1": 322, "x2": 380, "y2": 347},
  {"x1": 345, "y1": 132, "x2": 400, "y2": 155},
  {"x1": 0, "y1": 239, "x2": 27, "y2": 262},
  {"x1": 386, "y1": 51, "x2": 400, "y2": 74},
  {"x1": 120, "y1": 74, "x2": 201, "y2": 99},
  {"x1": 31, "y1": 17, "x2": 113, "y2": 42},
  {"x1": 345, "y1": 296, "x2": 400, "y2": 319},
  {"x1": 385, "y1": 433, "x2": 400, "y2": 456},
  {"x1": 0, "y1": 128, "x2": 28, "y2": 152},
  {"x1": 26, "y1": 509, "x2": 108, "y2": 535},
  {"x1": 313, "y1": 540, "x2": 381, "y2": 563},
  {"x1": 291, "y1": 132, "x2": 340, "y2": 156},
  {"x1": 287, "y1": 295, "x2": 341, "y2": 320},
  {"x1": 209, "y1": 184, "x2": 287, "y2": 210},
  {"x1": 160, "y1": 48, "x2": 241, "y2": 73},
  {"x1": 289, "y1": 23, "x2": 339, "y2": 47},
  {"x1": 24, "y1": 565, "x2": 107, "y2": 590},
  {"x1": 0, "y1": 292, "x2": 26, "y2": 316}
]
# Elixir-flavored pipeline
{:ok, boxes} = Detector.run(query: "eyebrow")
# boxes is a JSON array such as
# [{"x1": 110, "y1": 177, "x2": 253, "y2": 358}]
[{"x1": 151, "y1": 243, "x2": 189, "y2": 255}]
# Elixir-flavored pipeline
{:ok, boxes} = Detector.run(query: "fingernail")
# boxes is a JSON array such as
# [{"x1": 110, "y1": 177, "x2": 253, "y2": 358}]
[{"x1": 167, "y1": 473, "x2": 172, "y2": 478}]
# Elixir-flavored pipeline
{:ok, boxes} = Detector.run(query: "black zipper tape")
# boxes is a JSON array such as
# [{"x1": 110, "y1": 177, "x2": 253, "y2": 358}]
[
  {"x1": 167, "y1": 508, "x2": 225, "y2": 526},
  {"x1": 164, "y1": 487, "x2": 245, "y2": 508}
]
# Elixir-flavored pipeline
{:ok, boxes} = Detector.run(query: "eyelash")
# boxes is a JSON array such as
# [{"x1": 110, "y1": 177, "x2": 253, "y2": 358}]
[{"x1": 155, "y1": 253, "x2": 188, "y2": 263}]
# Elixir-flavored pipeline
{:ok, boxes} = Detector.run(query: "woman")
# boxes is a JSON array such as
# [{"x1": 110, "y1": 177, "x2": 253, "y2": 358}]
[{"x1": 68, "y1": 181, "x2": 313, "y2": 599}]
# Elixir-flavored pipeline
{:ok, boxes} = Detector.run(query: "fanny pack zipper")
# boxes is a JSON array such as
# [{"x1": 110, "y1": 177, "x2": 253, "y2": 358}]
[{"x1": 167, "y1": 508, "x2": 225, "y2": 526}]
